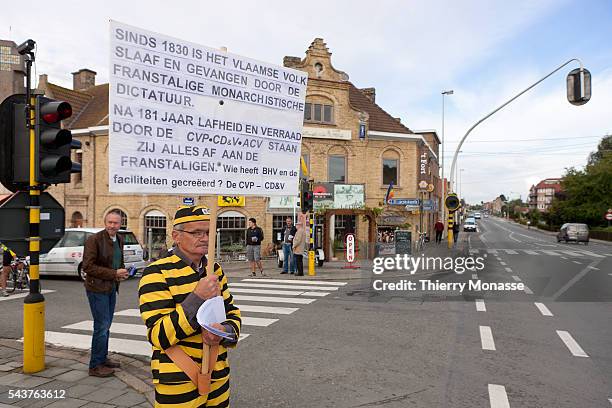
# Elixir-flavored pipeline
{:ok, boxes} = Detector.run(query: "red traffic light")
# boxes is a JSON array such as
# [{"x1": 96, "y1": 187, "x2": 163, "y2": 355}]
[{"x1": 40, "y1": 101, "x2": 72, "y2": 123}]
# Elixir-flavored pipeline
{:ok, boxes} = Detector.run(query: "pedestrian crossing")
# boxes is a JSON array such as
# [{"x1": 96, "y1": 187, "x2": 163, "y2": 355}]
[
  {"x1": 38, "y1": 278, "x2": 347, "y2": 358},
  {"x1": 469, "y1": 248, "x2": 609, "y2": 257}
]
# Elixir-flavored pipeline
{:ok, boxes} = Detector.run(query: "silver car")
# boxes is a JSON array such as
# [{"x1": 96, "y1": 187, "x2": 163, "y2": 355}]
[
  {"x1": 556, "y1": 223, "x2": 590, "y2": 245},
  {"x1": 40, "y1": 228, "x2": 147, "y2": 280}
]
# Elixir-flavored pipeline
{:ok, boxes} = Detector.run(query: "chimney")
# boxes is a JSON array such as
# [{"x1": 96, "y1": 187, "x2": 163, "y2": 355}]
[
  {"x1": 72, "y1": 68, "x2": 96, "y2": 90},
  {"x1": 360, "y1": 87, "x2": 375, "y2": 103},
  {"x1": 394, "y1": 117, "x2": 401, "y2": 123},
  {"x1": 283, "y1": 56, "x2": 302, "y2": 68}
]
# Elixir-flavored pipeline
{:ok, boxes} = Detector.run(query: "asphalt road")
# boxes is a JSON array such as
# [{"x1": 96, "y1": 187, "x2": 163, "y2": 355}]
[{"x1": 1, "y1": 218, "x2": 610, "y2": 407}]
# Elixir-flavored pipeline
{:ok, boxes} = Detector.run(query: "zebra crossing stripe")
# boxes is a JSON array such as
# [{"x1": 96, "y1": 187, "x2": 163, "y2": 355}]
[
  {"x1": 503, "y1": 249, "x2": 518, "y2": 255},
  {"x1": 64, "y1": 321, "x2": 146, "y2": 337},
  {"x1": 230, "y1": 282, "x2": 339, "y2": 291},
  {"x1": 235, "y1": 305, "x2": 298, "y2": 314},
  {"x1": 45, "y1": 331, "x2": 151, "y2": 357},
  {"x1": 575, "y1": 250, "x2": 605, "y2": 258},
  {"x1": 230, "y1": 288, "x2": 307, "y2": 296},
  {"x1": 243, "y1": 279, "x2": 347, "y2": 286},
  {"x1": 0, "y1": 289, "x2": 55, "y2": 302},
  {"x1": 542, "y1": 250, "x2": 561, "y2": 256},
  {"x1": 562, "y1": 251, "x2": 584, "y2": 257},
  {"x1": 524, "y1": 250, "x2": 538, "y2": 255},
  {"x1": 233, "y1": 295, "x2": 316, "y2": 304},
  {"x1": 487, "y1": 249, "x2": 498, "y2": 254}
]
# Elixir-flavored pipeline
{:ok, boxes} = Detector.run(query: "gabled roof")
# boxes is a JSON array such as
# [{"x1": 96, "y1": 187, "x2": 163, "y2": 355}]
[
  {"x1": 348, "y1": 83, "x2": 412, "y2": 134},
  {"x1": 45, "y1": 83, "x2": 108, "y2": 129}
]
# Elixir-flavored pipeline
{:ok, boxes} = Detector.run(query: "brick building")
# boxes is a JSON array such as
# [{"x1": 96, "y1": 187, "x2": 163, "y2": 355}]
[
  {"x1": 528, "y1": 178, "x2": 562, "y2": 212},
  {"x1": 20, "y1": 38, "x2": 440, "y2": 261}
]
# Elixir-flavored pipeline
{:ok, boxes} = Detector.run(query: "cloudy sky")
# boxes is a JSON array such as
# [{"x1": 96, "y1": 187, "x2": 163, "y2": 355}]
[{"x1": 2, "y1": 0, "x2": 611, "y2": 203}]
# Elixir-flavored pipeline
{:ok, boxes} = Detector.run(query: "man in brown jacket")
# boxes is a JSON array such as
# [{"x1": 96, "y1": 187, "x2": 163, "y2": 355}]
[{"x1": 83, "y1": 210, "x2": 129, "y2": 377}]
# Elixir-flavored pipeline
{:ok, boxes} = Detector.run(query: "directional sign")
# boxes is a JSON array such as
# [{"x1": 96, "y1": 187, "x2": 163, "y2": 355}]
[
  {"x1": 108, "y1": 21, "x2": 308, "y2": 196},
  {"x1": 388, "y1": 198, "x2": 420, "y2": 206}
]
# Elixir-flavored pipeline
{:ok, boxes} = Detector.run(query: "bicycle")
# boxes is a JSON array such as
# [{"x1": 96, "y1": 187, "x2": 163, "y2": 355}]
[
  {"x1": 6, "y1": 258, "x2": 29, "y2": 294},
  {"x1": 416, "y1": 232, "x2": 427, "y2": 252}
]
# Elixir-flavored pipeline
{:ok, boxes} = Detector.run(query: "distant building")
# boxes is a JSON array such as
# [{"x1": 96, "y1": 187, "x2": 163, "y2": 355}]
[{"x1": 529, "y1": 178, "x2": 562, "y2": 212}]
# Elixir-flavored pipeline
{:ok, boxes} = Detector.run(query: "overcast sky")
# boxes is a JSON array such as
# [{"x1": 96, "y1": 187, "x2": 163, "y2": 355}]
[{"x1": 2, "y1": 0, "x2": 611, "y2": 203}]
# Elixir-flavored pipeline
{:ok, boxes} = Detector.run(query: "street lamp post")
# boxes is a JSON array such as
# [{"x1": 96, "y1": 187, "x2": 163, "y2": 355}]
[
  {"x1": 440, "y1": 90, "x2": 453, "y2": 222},
  {"x1": 459, "y1": 168, "x2": 465, "y2": 202}
]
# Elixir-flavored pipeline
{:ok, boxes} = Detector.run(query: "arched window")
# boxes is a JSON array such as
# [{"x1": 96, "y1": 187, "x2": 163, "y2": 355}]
[
  {"x1": 216, "y1": 211, "x2": 246, "y2": 252},
  {"x1": 109, "y1": 208, "x2": 128, "y2": 229},
  {"x1": 144, "y1": 210, "x2": 167, "y2": 260},
  {"x1": 70, "y1": 211, "x2": 83, "y2": 228},
  {"x1": 382, "y1": 150, "x2": 400, "y2": 186}
]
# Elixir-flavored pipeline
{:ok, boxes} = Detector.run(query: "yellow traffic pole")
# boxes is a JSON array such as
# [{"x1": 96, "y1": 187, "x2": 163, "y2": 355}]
[
  {"x1": 23, "y1": 90, "x2": 45, "y2": 373},
  {"x1": 308, "y1": 211, "x2": 315, "y2": 276},
  {"x1": 447, "y1": 211, "x2": 454, "y2": 249}
]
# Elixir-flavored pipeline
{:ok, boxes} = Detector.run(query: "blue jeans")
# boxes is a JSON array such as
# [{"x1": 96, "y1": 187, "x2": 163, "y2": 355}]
[
  {"x1": 86, "y1": 289, "x2": 116, "y2": 369},
  {"x1": 282, "y1": 243, "x2": 295, "y2": 273}
]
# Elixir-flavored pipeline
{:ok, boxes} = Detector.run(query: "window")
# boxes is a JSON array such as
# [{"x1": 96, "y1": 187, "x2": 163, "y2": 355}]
[
  {"x1": 144, "y1": 210, "x2": 167, "y2": 260},
  {"x1": 334, "y1": 215, "x2": 356, "y2": 242},
  {"x1": 273, "y1": 215, "x2": 292, "y2": 243},
  {"x1": 216, "y1": 212, "x2": 246, "y2": 251},
  {"x1": 383, "y1": 158, "x2": 398, "y2": 185},
  {"x1": 60, "y1": 231, "x2": 87, "y2": 248},
  {"x1": 304, "y1": 103, "x2": 334, "y2": 124},
  {"x1": 70, "y1": 211, "x2": 84, "y2": 228},
  {"x1": 118, "y1": 231, "x2": 139, "y2": 245},
  {"x1": 328, "y1": 155, "x2": 346, "y2": 183},
  {"x1": 73, "y1": 150, "x2": 83, "y2": 185}
]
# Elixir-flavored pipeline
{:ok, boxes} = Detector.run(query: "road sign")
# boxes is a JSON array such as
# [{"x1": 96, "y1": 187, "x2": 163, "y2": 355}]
[
  {"x1": 0, "y1": 191, "x2": 65, "y2": 256},
  {"x1": 182, "y1": 197, "x2": 195, "y2": 206},
  {"x1": 389, "y1": 198, "x2": 420, "y2": 206},
  {"x1": 605, "y1": 212, "x2": 612, "y2": 221},
  {"x1": 405, "y1": 205, "x2": 420, "y2": 211},
  {"x1": 418, "y1": 180, "x2": 428, "y2": 189}
]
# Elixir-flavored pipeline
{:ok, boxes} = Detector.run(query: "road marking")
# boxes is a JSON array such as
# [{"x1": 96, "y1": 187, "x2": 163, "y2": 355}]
[
  {"x1": 524, "y1": 250, "x2": 538, "y2": 255},
  {"x1": 469, "y1": 249, "x2": 480, "y2": 255},
  {"x1": 572, "y1": 261, "x2": 582, "y2": 265},
  {"x1": 562, "y1": 251, "x2": 584, "y2": 257},
  {"x1": 230, "y1": 287, "x2": 331, "y2": 297},
  {"x1": 475, "y1": 299, "x2": 486, "y2": 312},
  {"x1": 0, "y1": 289, "x2": 55, "y2": 302},
  {"x1": 64, "y1": 321, "x2": 147, "y2": 336},
  {"x1": 500, "y1": 262, "x2": 507, "y2": 266},
  {"x1": 608, "y1": 398, "x2": 612, "y2": 406},
  {"x1": 586, "y1": 266, "x2": 599, "y2": 270},
  {"x1": 523, "y1": 286, "x2": 534, "y2": 295},
  {"x1": 243, "y1": 279, "x2": 347, "y2": 286},
  {"x1": 509, "y1": 233, "x2": 522, "y2": 243},
  {"x1": 231, "y1": 282, "x2": 338, "y2": 291},
  {"x1": 503, "y1": 249, "x2": 518, "y2": 255},
  {"x1": 115, "y1": 305, "x2": 301, "y2": 316},
  {"x1": 472, "y1": 274, "x2": 479, "y2": 280},
  {"x1": 608, "y1": 274, "x2": 612, "y2": 277},
  {"x1": 505, "y1": 267, "x2": 513, "y2": 273},
  {"x1": 44, "y1": 331, "x2": 151, "y2": 357},
  {"x1": 487, "y1": 249, "x2": 499, "y2": 254},
  {"x1": 575, "y1": 250, "x2": 605, "y2": 258},
  {"x1": 233, "y1": 295, "x2": 316, "y2": 304},
  {"x1": 552, "y1": 259, "x2": 605, "y2": 300},
  {"x1": 556, "y1": 330, "x2": 589, "y2": 357},
  {"x1": 512, "y1": 276, "x2": 521, "y2": 282},
  {"x1": 488, "y1": 384, "x2": 510, "y2": 408},
  {"x1": 542, "y1": 250, "x2": 561, "y2": 256},
  {"x1": 480, "y1": 326, "x2": 496, "y2": 350},
  {"x1": 561, "y1": 257, "x2": 568, "y2": 260},
  {"x1": 534, "y1": 302, "x2": 553, "y2": 317},
  {"x1": 302, "y1": 291, "x2": 330, "y2": 297}
]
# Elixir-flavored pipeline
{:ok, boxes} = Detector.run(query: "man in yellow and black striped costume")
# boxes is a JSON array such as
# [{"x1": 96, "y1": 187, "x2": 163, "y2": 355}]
[{"x1": 139, "y1": 206, "x2": 241, "y2": 407}]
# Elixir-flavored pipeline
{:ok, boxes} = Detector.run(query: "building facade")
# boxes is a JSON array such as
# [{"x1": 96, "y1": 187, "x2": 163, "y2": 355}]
[
  {"x1": 529, "y1": 178, "x2": 562, "y2": 212},
  {"x1": 33, "y1": 38, "x2": 440, "y2": 260}
]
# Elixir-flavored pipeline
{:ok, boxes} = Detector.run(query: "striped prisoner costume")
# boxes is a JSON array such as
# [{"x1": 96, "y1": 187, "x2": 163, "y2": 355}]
[{"x1": 139, "y1": 252, "x2": 241, "y2": 407}]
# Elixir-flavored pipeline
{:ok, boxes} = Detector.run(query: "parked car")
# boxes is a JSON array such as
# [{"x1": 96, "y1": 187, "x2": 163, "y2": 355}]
[
  {"x1": 556, "y1": 223, "x2": 589, "y2": 244},
  {"x1": 463, "y1": 218, "x2": 477, "y2": 232},
  {"x1": 474, "y1": 212, "x2": 482, "y2": 219},
  {"x1": 40, "y1": 228, "x2": 147, "y2": 280}
]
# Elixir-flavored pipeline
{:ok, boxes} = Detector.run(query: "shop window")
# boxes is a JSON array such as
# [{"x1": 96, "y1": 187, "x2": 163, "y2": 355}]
[{"x1": 328, "y1": 155, "x2": 346, "y2": 183}]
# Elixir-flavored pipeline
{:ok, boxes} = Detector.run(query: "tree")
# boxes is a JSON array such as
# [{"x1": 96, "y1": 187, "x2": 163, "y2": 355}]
[{"x1": 548, "y1": 135, "x2": 612, "y2": 227}]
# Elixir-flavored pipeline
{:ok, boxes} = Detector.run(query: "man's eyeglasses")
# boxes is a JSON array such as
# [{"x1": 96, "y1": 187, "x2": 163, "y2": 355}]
[{"x1": 178, "y1": 229, "x2": 209, "y2": 238}]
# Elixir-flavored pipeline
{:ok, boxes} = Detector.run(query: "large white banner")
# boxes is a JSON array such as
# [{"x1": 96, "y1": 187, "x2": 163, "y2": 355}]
[{"x1": 108, "y1": 21, "x2": 308, "y2": 196}]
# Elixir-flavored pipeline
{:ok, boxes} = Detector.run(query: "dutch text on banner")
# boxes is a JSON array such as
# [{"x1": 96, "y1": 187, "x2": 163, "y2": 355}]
[{"x1": 108, "y1": 21, "x2": 308, "y2": 196}]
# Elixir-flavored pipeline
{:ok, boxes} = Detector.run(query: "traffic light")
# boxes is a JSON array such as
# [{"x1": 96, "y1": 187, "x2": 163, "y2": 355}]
[
  {"x1": 567, "y1": 68, "x2": 591, "y2": 106},
  {"x1": 300, "y1": 179, "x2": 314, "y2": 214},
  {"x1": 0, "y1": 94, "x2": 29, "y2": 193},
  {"x1": 35, "y1": 96, "x2": 81, "y2": 184},
  {"x1": 445, "y1": 193, "x2": 460, "y2": 212}
]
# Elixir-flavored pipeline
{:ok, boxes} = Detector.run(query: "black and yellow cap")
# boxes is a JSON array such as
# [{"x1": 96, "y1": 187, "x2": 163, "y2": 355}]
[{"x1": 173, "y1": 205, "x2": 211, "y2": 226}]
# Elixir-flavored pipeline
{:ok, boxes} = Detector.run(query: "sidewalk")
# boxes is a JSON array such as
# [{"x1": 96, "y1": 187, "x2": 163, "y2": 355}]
[{"x1": 0, "y1": 339, "x2": 154, "y2": 408}]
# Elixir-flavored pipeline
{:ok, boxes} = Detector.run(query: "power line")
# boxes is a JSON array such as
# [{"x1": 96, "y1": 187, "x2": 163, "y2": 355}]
[{"x1": 445, "y1": 134, "x2": 607, "y2": 144}]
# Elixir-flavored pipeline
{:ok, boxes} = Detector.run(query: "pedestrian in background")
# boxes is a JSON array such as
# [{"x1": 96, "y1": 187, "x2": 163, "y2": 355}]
[
  {"x1": 434, "y1": 220, "x2": 445, "y2": 244},
  {"x1": 452, "y1": 222, "x2": 460, "y2": 244},
  {"x1": 280, "y1": 217, "x2": 297, "y2": 274},
  {"x1": 1, "y1": 245, "x2": 13, "y2": 297},
  {"x1": 82, "y1": 209, "x2": 128, "y2": 377},
  {"x1": 292, "y1": 214, "x2": 308, "y2": 276},
  {"x1": 246, "y1": 217, "x2": 265, "y2": 276}
]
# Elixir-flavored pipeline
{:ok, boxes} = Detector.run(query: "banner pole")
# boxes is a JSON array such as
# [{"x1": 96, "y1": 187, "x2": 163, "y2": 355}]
[{"x1": 202, "y1": 197, "x2": 219, "y2": 375}]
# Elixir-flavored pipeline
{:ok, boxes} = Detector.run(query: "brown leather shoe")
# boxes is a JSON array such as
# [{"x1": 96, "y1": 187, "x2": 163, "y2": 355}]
[
  {"x1": 104, "y1": 358, "x2": 121, "y2": 368},
  {"x1": 89, "y1": 365, "x2": 115, "y2": 377}
]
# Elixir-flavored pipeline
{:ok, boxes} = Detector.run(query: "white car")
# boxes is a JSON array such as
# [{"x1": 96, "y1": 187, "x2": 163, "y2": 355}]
[
  {"x1": 40, "y1": 228, "x2": 147, "y2": 280},
  {"x1": 474, "y1": 212, "x2": 482, "y2": 219},
  {"x1": 463, "y1": 218, "x2": 477, "y2": 232}
]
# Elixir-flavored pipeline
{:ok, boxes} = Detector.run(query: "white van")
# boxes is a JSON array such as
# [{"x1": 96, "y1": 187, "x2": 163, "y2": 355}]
[{"x1": 39, "y1": 228, "x2": 147, "y2": 280}]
